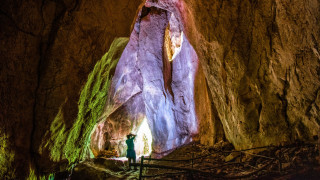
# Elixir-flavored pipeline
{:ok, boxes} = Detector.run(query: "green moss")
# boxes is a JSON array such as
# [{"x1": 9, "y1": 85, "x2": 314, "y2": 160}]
[
  {"x1": 27, "y1": 167, "x2": 54, "y2": 180},
  {"x1": 0, "y1": 130, "x2": 15, "y2": 179},
  {"x1": 64, "y1": 37, "x2": 129, "y2": 165},
  {"x1": 36, "y1": 37, "x2": 128, "y2": 177},
  {"x1": 39, "y1": 102, "x2": 67, "y2": 162},
  {"x1": 27, "y1": 168, "x2": 36, "y2": 180}
]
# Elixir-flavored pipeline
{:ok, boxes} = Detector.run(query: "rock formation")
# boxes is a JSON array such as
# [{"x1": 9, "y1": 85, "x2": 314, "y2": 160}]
[
  {"x1": 90, "y1": 6, "x2": 214, "y2": 156},
  {"x1": 0, "y1": 0, "x2": 319, "y2": 179}
]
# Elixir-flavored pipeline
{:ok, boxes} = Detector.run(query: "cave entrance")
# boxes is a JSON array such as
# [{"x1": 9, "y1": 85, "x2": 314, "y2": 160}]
[{"x1": 134, "y1": 117, "x2": 152, "y2": 156}]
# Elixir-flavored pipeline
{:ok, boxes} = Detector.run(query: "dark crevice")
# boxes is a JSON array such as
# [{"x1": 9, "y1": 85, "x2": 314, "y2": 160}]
[
  {"x1": 267, "y1": 0, "x2": 281, "y2": 54},
  {"x1": 311, "y1": 34, "x2": 319, "y2": 51},
  {"x1": 140, "y1": 6, "x2": 151, "y2": 19},
  {"x1": 276, "y1": 71, "x2": 291, "y2": 139},
  {"x1": 280, "y1": 69, "x2": 291, "y2": 136},
  {"x1": 30, "y1": 1, "x2": 70, "y2": 175},
  {"x1": 162, "y1": 17, "x2": 175, "y2": 101},
  {"x1": 257, "y1": 103, "x2": 262, "y2": 132}
]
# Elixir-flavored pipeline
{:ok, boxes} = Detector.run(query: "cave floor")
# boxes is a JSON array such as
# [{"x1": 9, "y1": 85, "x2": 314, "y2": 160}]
[{"x1": 70, "y1": 142, "x2": 320, "y2": 180}]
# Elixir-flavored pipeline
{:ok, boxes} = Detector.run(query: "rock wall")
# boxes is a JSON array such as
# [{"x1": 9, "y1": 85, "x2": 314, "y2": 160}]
[
  {"x1": 146, "y1": 0, "x2": 320, "y2": 149},
  {"x1": 0, "y1": 0, "x2": 142, "y2": 178}
]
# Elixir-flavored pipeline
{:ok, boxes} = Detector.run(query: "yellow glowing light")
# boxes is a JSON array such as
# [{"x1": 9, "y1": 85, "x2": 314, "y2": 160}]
[
  {"x1": 164, "y1": 23, "x2": 183, "y2": 62},
  {"x1": 135, "y1": 117, "x2": 152, "y2": 156}
]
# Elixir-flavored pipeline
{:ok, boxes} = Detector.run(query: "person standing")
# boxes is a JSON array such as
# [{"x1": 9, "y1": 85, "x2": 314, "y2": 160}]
[{"x1": 126, "y1": 133, "x2": 137, "y2": 170}]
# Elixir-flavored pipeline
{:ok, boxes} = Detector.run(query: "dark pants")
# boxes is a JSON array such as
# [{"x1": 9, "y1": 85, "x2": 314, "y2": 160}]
[
  {"x1": 127, "y1": 149, "x2": 137, "y2": 170},
  {"x1": 128, "y1": 157, "x2": 137, "y2": 170}
]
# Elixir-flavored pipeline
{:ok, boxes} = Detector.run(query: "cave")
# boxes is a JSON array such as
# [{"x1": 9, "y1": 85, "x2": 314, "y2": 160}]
[{"x1": 1, "y1": 0, "x2": 320, "y2": 179}]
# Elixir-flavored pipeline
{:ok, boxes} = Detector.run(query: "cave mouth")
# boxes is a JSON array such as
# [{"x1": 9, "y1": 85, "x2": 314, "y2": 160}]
[
  {"x1": 134, "y1": 117, "x2": 153, "y2": 157},
  {"x1": 89, "y1": 6, "x2": 200, "y2": 159}
]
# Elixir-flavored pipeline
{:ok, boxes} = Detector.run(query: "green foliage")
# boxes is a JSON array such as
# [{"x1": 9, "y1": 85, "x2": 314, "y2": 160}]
[
  {"x1": 0, "y1": 131, "x2": 15, "y2": 179},
  {"x1": 64, "y1": 37, "x2": 129, "y2": 165}
]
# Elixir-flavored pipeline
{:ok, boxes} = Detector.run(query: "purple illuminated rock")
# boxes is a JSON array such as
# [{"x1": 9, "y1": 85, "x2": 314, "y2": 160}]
[
  {"x1": 137, "y1": 8, "x2": 199, "y2": 153},
  {"x1": 91, "y1": 7, "x2": 203, "y2": 155}
]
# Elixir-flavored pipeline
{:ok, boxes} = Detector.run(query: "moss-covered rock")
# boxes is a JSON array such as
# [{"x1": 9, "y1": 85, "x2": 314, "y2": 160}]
[
  {"x1": 64, "y1": 37, "x2": 129, "y2": 165},
  {"x1": 0, "y1": 131, "x2": 15, "y2": 179},
  {"x1": 37, "y1": 38, "x2": 129, "y2": 175}
]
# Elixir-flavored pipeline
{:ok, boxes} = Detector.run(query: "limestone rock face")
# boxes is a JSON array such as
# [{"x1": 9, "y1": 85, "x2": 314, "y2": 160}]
[
  {"x1": 90, "y1": 6, "x2": 209, "y2": 155},
  {"x1": 0, "y1": 0, "x2": 142, "y2": 178},
  {"x1": 195, "y1": 64, "x2": 225, "y2": 146},
  {"x1": 147, "y1": 0, "x2": 320, "y2": 149}
]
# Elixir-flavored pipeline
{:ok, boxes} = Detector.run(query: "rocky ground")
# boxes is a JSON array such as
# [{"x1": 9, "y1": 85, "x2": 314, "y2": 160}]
[{"x1": 65, "y1": 141, "x2": 320, "y2": 180}]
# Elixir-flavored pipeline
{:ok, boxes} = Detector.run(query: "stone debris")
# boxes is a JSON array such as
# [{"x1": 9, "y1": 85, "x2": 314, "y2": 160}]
[{"x1": 97, "y1": 149, "x2": 119, "y2": 158}]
